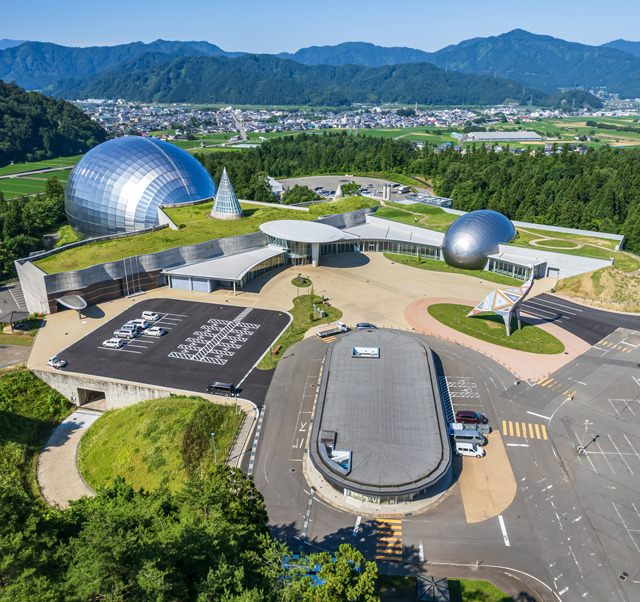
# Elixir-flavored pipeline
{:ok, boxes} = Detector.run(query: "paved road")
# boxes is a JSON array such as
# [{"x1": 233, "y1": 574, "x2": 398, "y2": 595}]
[
  {"x1": 522, "y1": 293, "x2": 640, "y2": 345},
  {"x1": 253, "y1": 332, "x2": 629, "y2": 601}
]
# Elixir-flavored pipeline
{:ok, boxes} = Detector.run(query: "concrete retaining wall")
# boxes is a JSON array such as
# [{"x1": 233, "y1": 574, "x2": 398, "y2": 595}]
[{"x1": 33, "y1": 369, "x2": 170, "y2": 410}]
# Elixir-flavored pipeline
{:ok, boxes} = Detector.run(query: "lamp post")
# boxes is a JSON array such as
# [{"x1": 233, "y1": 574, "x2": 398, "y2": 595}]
[
  {"x1": 211, "y1": 432, "x2": 217, "y2": 464},
  {"x1": 577, "y1": 420, "x2": 592, "y2": 455}
]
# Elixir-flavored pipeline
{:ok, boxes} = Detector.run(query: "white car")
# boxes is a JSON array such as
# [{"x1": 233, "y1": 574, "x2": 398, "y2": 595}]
[
  {"x1": 128, "y1": 319, "x2": 149, "y2": 329},
  {"x1": 47, "y1": 355, "x2": 67, "y2": 369},
  {"x1": 103, "y1": 337, "x2": 125, "y2": 349},
  {"x1": 142, "y1": 311, "x2": 160, "y2": 322},
  {"x1": 454, "y1": 441, "x2": 486, "y2": 458},
  {"x1": 146, "y1": 326, "x2": 166, "y2": 337}
]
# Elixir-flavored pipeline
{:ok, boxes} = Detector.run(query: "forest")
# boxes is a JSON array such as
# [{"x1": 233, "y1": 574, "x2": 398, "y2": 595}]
[
  {"x1": 0, "y1": 176, "x2": 66, "y2": 278},
  {"x1": 197, "y1": 132, "x2": 640, "y2": 252},
  {"x1": 0, "y1": 80, "x2": 107, "y2": 166}
]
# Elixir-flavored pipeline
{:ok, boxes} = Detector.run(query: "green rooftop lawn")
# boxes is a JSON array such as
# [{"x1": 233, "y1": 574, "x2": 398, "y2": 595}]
[
  {"x1": 34, "y1": 196, "x2": 377, "y2": 274},
  {"x1": 514, "y1": 226, "x2": 620, "y2": 250}
]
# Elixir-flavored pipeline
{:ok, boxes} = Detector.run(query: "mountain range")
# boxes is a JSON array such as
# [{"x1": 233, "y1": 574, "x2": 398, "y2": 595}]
[
  {"x1": 1, "y1": 30, "x2": 639, "y2": 102},
  {"x1": 44, "y1": 53, "x2": 557, "y2": 107}
]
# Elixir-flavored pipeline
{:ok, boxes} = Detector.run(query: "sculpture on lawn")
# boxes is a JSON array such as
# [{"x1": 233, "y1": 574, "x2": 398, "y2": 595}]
[{"x1": 466, "y1": 264, "x2": 535, "y2": 336}]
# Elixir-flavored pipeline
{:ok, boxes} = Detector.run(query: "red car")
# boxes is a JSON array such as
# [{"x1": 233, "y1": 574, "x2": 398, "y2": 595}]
[{"x1": 456, "y1": 410, "x2": 488, "y2": 425}]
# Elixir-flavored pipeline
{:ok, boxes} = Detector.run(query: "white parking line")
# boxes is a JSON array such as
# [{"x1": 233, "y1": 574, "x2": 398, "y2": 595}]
[
  {"x1": 526, "y1": 300, "x2": 577, "y2": 315},
  {"x1": 538, "y1": 298, "x2": 583, "y2": 312},
  {"x1": 624, "y1": 435, "x2": 640, "y2": 464},
  {"x1": 126, "y1": 345, "x2": 148, "y2": 349},
  {"x1": 595, "y1": 437, "x2": 616, "y2": 474},
  {"x1": 612, "y1": 502, "x2": 640, "y2": 554},
  {"x1": 520, "y1": 308, "x2": 563, "y2": 323},
  {"x1": 498, "y1": 515, "x2": 510, "y2": 546},
  {"x1": 522, "y1": 304, "x2": 567, "y2": 319},
  {"x1": 98, "y1": 347, "x2": 141, "y2": 354},
  {"x1": 608, "y1": 434, "x2": 634, "y2": 475}
]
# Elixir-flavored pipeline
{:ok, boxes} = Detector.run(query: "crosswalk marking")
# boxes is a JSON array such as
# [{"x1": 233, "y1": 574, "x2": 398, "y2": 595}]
[
  {"x1": 538, "y1": 376, "x2": 552, "y2": 385},
  {"x1": 502, "y1": 421, "x2": 549, "y2": 441},
  {"x1": 376, "y1": 520, "x2": 402, "y2": 561}
]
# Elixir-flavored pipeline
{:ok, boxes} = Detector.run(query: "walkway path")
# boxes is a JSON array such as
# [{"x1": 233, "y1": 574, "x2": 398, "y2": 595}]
[
  {"x1": 404, "y1": 296, "x2": 590, "y2": 382},
  {"x1": 37, "y1": 408, "x2": 101, "y2": 508}
]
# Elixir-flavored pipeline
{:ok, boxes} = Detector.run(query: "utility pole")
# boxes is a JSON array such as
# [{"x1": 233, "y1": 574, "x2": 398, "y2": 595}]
[{"x1": 211, "y1": 432, "x2": 217, "y2": 464}]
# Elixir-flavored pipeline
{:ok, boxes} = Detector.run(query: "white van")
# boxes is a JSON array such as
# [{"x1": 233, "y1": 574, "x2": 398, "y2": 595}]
[
  {"x1": 142, "y1": 311, "x2": 160, "y2": 322},
  {"x1": 129, "y1": 318, "x2": 149, "y2": 329},
  {"x1": 452, "y1": 430, "x2": 486, "y2": 446},
  {"x1": 455, "y1": 442, "x2": 485, "y2": 458}
]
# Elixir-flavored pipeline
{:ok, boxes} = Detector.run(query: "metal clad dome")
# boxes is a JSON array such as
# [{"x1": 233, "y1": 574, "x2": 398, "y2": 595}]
[
  {"x1": 442, "y1": 210, "x2": 516, "y2": 270},
  {"x1": 65, "y1": 137, "x2": 216, "y2": 237}
]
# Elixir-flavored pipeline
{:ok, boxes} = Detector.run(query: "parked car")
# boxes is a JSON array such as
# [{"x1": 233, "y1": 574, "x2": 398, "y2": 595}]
[
  {"x1": 356, "y1": 323, "x2": 377, "y2": 330},
  {"x1": 454, "y1": 441, "x2": 485, "y2": 458},
  {"x1": 129, "y1": 318, "x2": 149, "y2": 329},
  {"x1": 47, "y1": 355, "x2": 67, "y2": 369},
  {"x1": 207, "y1": 381, "x2": 235, "y2": 397},
  {"x1": 122, "y1": 322, "x2": 145, "y2": 333},
  {"x1": 456, "y1": 410, "x2": 489, "y2": 425},
  {"x1": 103, "y1": 337, "x2": 125, "y2": 349},
  {"x1": 146, "y1": 326, "x2": 166, "y2": 337},
  {"x1": 142, "y1": 311, "x2": 161, "y2": 322},
  {"x1": 114, "y1": 327, "x2": 138, "y2": 339}
]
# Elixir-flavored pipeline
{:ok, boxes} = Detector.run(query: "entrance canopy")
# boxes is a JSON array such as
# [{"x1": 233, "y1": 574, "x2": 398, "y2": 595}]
[{"x1": 57, "y1": 295, "x2": 88, "y2": 310}]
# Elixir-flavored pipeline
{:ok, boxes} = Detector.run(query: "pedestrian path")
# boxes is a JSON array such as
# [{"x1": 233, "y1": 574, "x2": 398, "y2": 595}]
[
  {"x1": 596, "y1": 339, "x2": 632, "y2": 352},
  {"x1": 502, "y1": 420, "x2": 547, "y2": 440},
  {"x1": 375, "y1": 519, "x2": 403, "y2": 561}
]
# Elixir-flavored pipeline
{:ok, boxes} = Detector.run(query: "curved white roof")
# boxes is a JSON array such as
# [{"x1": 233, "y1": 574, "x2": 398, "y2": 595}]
[{"x1": 260, "y1": 220, "x2": 344, "y2": 243}]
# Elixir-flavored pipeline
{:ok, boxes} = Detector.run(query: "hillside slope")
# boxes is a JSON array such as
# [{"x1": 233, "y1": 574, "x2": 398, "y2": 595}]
[
  {"x1": 45, "y1": 53, "x2": 551, "y2": 106},
  {"x1": 0, "y1": 80, "x2": 107, "y2": 165},
  {"x1": 603, "y1": 39, "x2": 640, "y2": 57}
]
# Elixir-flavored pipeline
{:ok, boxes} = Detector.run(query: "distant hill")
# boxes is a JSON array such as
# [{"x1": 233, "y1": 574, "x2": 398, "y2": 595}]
[
  {"x1": 425, "y1": 29, "x2": 640, "y2": 97},
  {"x1": 0, "y1": 40, "x2": 245, "y2": 90},
  {"x1": 277, "y1": 42, "x2": 432, "y2": 67},
  {"x1": 281, "y1": 30, "x2": 640, "y2": 98},
  {"x1": 0, "y1": 39, "x2": 26, "y2": 50},
  {"x1": 0, "y1": 80, "x2": 107, "y2": 166},
  {"x1": 602, "y1": 39, "x2": 640, "y2": 57},
  {"x1": 44, "y1": 53, "x2": 552, "y2": 106}
]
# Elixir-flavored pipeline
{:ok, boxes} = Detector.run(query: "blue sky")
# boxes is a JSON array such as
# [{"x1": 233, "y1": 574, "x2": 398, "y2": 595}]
[{"x1": 2, "y1": 0, "x2": 639, "y2": 52}]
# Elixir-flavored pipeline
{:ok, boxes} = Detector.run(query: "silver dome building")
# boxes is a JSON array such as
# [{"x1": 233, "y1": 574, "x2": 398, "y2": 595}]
[
  {"x1": 442, "y1": 210, "x2": 516, "y2": 270},
  {"x1": 65, "y1": 137, "x2": 216, "y2": 237}
]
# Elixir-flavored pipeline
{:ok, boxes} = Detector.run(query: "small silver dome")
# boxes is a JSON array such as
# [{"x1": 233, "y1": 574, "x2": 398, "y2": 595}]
[
  {"x1": 65, "y1": 137, "x2": 216, "y2": 237},
  {"x1": 442, "y1": 210, "x2": 516, "y2": 270}
]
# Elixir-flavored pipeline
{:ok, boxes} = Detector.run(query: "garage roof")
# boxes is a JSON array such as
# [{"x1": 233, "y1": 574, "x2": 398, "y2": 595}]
[{"x1": 162, "y1": 246, "x2": 284, "y2": 282}]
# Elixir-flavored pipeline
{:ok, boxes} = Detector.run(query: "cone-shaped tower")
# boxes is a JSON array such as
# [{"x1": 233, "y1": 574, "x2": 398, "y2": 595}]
[
  {"x1": 209, "y1": 167, "x2": 244, "y2": 220},
  {"x1": 333, "y1": 185, "x2": 344, "y2": 201}
]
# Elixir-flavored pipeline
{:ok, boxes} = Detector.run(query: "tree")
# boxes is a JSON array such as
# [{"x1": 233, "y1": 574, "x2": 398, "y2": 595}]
[{"x1": 281, "y1": 185, "x2": 320, "y2": 205}]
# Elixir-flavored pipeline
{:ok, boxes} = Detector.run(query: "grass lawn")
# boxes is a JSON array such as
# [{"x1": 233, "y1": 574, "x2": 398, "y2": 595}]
[
  {"x1": 257, "y1": 293, "x2": 342, "y2": 370},
  {"x1": 377, "y1": 203, "x2": 457, "y2": 233},
  {"x1": 0, "y1": 155, "x2": 82, "y2": 176},
  {"x1": 0, "y1": 369, "x2": 74, "y2": 497},
  {"x1": 0, "y1": 333, "x2": 34, "y2": 347},
  {"x1": 515, "y1": 227, "x2": 620, "y2": 250},
  {"x1": 428, "y1": 303, "x2": 565, "y2": 354},
  {"x1": 385, "y1": 253, "x2": 523, "y2": 286},
  {"x1": 34, "y1": 196, "x2": 378, "y2": 274},
  {"x1": 534, "y1": 239, "x2": 581, "y2": 248},
  {"x1": 0, "y1": 177, "x2": 50, "y2": 198},
  {"x1": 78, "y1": 396, "x2": 243, "y2": 493},
  {"x1": 448, "y1": 579, "x2": 515, "y2": 602},
  {"x1": 556, "y1": 266, "x2": 640, "y2": 309},
  {"x1": 292, "y1": 276, "x2": 311, "y2": 287}
]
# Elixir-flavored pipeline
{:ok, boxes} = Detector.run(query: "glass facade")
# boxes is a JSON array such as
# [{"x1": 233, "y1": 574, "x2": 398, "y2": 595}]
[
  {"x1": 237, "y1": 254, "x2": 285, "y2": 288},
  {"x1": 267, "y1": 235, "x2": 312, "y2": 265},
  {"x1": 212, "y1": 167, "x2": 243, "y2": 216},
  {"x1": 65, "y1": 137, "x2": 216, "y2": 237},
  {"x1": 343, "y1": 487, "x2": 430, "y2": 504},
  {"x1": 487, "y1": 259, "x2": 542, "y2": 281},
  {"x1": 320, "y1": 239, "x2": 440, "y2": 259}
]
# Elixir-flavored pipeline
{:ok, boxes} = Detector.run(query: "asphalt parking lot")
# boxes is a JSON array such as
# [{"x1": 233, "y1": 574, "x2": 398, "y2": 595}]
[
  {"x1": 57, "y1": 298, "x2": 291, "y2": 402},
  {"x1": 276, "y1": 175, "x2": 429, "y2": 201},
  {"x1": 522, "y1": 293, "x2": 640, "y2": 345}
]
